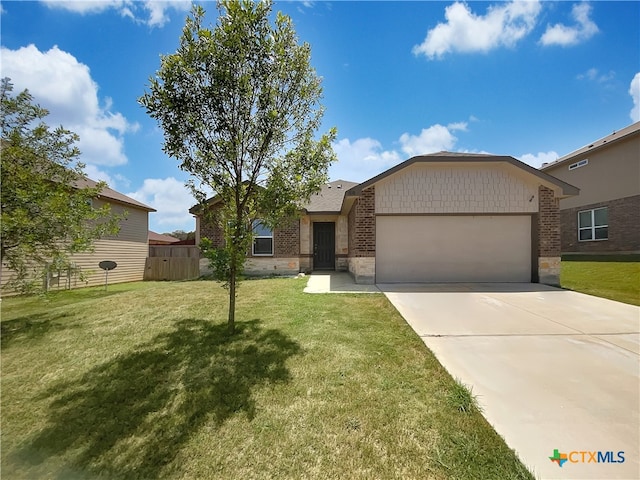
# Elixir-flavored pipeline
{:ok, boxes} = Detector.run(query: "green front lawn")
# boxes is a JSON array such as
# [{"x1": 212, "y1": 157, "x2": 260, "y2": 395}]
[
  {"x1": 561, "y1": 255, "x2": 640, "y2": 306},
  {"x1": 1, "y1": 279, "x2": 532, "y2": 479}
]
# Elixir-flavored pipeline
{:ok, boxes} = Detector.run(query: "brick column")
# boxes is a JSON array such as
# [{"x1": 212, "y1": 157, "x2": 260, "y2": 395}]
[
  {"x1": 537, "y1": 185, "x2": 561, "y2": 286},
  {"x1": 348, "y1": 187, "x2": 376, "y2": 283}
]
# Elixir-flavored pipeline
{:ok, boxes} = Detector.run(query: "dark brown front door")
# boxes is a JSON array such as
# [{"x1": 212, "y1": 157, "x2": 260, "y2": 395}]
[{"x1": 313, "y1": 222, "x2": 335, "y2": 270}]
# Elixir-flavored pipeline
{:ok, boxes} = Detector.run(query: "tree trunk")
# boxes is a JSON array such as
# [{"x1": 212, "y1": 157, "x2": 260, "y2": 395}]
[{"x1": 228, "y1": 264, "x2": 236, "y2": 334}]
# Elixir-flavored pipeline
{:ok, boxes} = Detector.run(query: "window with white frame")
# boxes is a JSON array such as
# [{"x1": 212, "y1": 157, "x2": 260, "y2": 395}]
[
  {"x1": 578, "y1": 207, "x2": 608, "y2": 241},
  {"x1": 252, "y1": 220, "x2": 273, "y2": 255}
]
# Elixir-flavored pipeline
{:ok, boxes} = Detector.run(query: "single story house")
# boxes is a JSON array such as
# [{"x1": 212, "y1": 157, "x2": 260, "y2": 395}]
[
  {"x1": 540, "y1": 121, "x2": 640, "y2": 254},
  {"x1": 1, "y1": 178, "x2": 156, "y2": 293},
  {"x1": 191, "y1": 152, "x2": 578, "y2": 286}
]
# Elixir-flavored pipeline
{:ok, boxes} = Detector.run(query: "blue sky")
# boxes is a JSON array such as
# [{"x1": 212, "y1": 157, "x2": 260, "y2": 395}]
[{"x1": 1, "y1": 1, "x2": 638, "y2": 233}]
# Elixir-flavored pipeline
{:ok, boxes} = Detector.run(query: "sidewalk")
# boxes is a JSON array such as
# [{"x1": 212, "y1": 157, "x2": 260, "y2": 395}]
[{"x1": 303, "y1": 272, "x2": 380, "y2": 294}]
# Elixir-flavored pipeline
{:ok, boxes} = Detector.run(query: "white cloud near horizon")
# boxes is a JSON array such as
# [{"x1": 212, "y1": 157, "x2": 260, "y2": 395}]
[
  {"x1": 127, "y1": 177, "x2": 196, "y2": 232},
  {"x1": 399, "y1": 123, "x2": 466, "y2": 157},
  {"x1": 540, "y1": 2, "x2": 599, "y2": 47},
  {"x1": 519, "y1": 151, "x2": 559, "y2": 168},
  {"x1": 630, "y1": 72, "x2": 640, "y2": 122},
  {"x1": 0, "y1": 44, "x2": 138, "y2": 169},
  {"x1": 40, "y1": 0, "x2": 190, "y2": 27},
  {"x1": 413, "y1": 0, "x2": 541, "y2": 59}
]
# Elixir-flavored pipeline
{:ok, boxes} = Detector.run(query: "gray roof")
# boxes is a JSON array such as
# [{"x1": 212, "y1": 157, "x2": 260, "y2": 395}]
[
  {"x1": 345, "y1": 151, "x2": 579, "y2": 197},
  {"x1": 303, "y1": 180, "x2": 359, "y2": 213},
  {"x1": 540, "y1": 121, "x2": 640, "y2": 171},
  {"x1": 76, "y1": 177, "x2": 156, "y2": 212}
]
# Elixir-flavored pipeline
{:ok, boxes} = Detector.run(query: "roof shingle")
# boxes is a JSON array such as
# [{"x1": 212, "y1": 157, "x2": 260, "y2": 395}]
[{"x1": 303, "y1": 180, "x2": 358, "y2": 213}]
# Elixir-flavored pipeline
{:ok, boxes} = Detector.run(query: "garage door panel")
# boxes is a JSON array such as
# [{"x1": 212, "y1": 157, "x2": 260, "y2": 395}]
[{"x1": 376, "y1": 216, "x2": 531, "y2": 283}]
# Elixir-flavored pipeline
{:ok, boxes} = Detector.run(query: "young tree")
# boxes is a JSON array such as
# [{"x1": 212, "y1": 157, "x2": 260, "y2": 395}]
[
  {"x1": 140, "y1": 1, "x2": 336, "y2": 333},
  {"x1": 0, "y1": 78, "x2": 121, "y2": 294}
]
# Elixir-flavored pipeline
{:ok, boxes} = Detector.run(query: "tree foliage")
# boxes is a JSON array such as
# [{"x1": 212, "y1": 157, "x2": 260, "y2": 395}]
[
  {"x1": 0, "y1": 78, "x2": 121, "y2": 293},
  {"x1": 164, "y1": 230, "x2": 195, "y2": 241},
  {"x1": 140, "y1": 1, "x2": 336, "y2": 332}
]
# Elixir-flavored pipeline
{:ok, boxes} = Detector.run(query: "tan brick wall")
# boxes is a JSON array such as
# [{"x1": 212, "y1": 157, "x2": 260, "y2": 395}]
[
  {"x1": 244, "y1": 257, "x2": 299, "y2": 276},
  {"x1": 538, "y1": 257, "x2": 561, "y2": 287},
  {"x1": 376, "y1": 163, "x2": 539, "y2": 214},
  {"x1": 348, "y1": 257, "x2": 375, "y2": 284},
  {"x1": 559, "y1": 195, "x2": 640, "y2": 253}
]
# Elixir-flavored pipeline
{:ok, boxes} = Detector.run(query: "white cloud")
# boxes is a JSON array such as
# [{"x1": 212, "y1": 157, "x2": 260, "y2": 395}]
[
  {"x1": 0, "y1": 44, "x2": 137, "y2": 167},
  {"x1": 399, "y1": 124, "x2": 462, "y2": 157},
  {"x1": 630, "y1": 73, "x2": 640, "y2": 122},
  {"x1": 331, "y1": 123, "x2": 469, "y2": 182},
  {"x1": 127, "y1": 177, "x2": 196, "y2": 231},
  {"x1": 331, "y1": 137, "x2": 401, "y2": 182},
  {"x1": 40, "y1": 0, "x2": 190, "y2": 27},
  {"x1": 540, "y1": 2, "x2": 599, "y2": 47},
  {"x1": 413, "y1": 0, "x2": 541, "y2": 59},
  {"x1": 519, "y1": 151, "x2": 559, "y2": 168},
  {"x1": 83, "y1": 164, "x2": 117, "y2": 187},
  {"x1": 577, "y1": 67, "x2": 615, "y2": 84}
]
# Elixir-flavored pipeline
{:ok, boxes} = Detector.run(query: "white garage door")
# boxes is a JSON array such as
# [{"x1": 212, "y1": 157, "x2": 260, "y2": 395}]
[{"x1": 376, "y1": 215, "x2": 531, "y2": 283}]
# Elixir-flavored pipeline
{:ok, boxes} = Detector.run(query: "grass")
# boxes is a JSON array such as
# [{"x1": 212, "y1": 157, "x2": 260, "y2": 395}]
[
  {"x1": 561, "y1": 255, "x2": 640, "y2": 306},
  {"x1": 1, "y1": 279, "x2": 533, "y2": 480}
]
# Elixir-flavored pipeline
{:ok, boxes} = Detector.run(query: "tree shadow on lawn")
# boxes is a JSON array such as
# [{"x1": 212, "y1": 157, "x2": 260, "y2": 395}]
[
  {"x1": 16, "y1": 318, "x2": 302, "y2": 479},
  {"x1": 0, "y1": 312, "x2": 77, "y2": 348}
]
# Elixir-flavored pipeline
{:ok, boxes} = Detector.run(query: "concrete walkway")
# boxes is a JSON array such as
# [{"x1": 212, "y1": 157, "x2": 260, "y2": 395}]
[
  {"x1": 303, "y1": 272, "x2": 380, "y2": 294},
  {"x1": 379, "y1": 283, "x2": 640, "y2": 480}
]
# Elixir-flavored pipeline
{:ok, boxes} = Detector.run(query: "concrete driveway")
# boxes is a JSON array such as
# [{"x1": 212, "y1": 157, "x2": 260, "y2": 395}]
[{"x1": 379, "y1": 283, "x2": 640, "y2": 480}]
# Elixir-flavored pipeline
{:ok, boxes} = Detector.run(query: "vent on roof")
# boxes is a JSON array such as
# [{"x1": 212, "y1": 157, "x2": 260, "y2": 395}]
[
  {"x1": 569, "y1": 159, "x2": 588, "y2": 170},
  {"x1": 337, "y1": 184, "x2": 342, "y2": 189}
]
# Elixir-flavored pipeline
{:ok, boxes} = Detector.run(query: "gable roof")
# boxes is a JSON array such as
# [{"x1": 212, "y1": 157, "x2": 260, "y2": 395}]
[
  {"x1": 540, "y1": 121, "x2": 640, "y2": 171},
  {"x1": 189, "y1": 179, "x2": 360, "y2": 216},
  {"x1": 148, "y1": 231, "x2": 180, "y2": 243},
  {"x1": 344, "y1": 151, "x2": 579, "y2": 199},
  {"x1": 76, "y1": 177, "x2": 156, "y2": 212},
  {"x1": 303, "y1": 179, "x2": 359, "y2": 213}
]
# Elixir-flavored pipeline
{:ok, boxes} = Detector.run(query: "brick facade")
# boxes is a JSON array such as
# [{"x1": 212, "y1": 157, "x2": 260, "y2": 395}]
[
  {"x1": 537, "y1": 185, "x2": 561, "y2": 257},
  {"x1": 199, "y1": 205, "x2": 225, "y2": 248},
  {"x1": 198, "y1": 206, "x2": 300, "y2": 259},
  {"x1": 273, "y1": 219, "x2": 300, "y2": 257},
  {"x1": 348, "y1": 186, "x2": 376, "y2": 257},
  {"x1": 559, "y1": 194, "x2": 640, "y2": 253}
]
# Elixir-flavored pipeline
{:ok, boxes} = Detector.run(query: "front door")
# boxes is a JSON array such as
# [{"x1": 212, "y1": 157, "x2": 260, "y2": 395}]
[{"x1": 313, "y1": 222, "x2": 335, "y2": 270}]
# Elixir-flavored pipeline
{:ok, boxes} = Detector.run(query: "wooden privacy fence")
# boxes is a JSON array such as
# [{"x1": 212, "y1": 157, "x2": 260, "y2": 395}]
[{"x1": 144, "y1": 245, "x2": 200, "y2": 281}]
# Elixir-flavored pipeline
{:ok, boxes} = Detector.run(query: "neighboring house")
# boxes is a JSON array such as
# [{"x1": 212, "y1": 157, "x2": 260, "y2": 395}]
[
  {"x1": 149, "y1": 231, "x2": 181, "y2": 245},
  {"x1": 1, "y1": 178, "x2": 156, "y2": 292},
  {"x1": 191, "y1": 152, "x2": 578, "y2": 285},
  {"x1": 540, "y1": 122, "x2": 640, "y2": 254}
]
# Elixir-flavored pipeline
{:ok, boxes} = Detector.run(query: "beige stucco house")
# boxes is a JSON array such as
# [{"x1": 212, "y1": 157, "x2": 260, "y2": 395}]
[
  {"x1": 540, "y1": 122, "x2": 640, "y2": 254},
  {"x1": 1, "y1": 178, "x2": 156, "y2": 292},
  {"x1": 192, "y1": 152, "x2": 578, "y2": 286}
]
